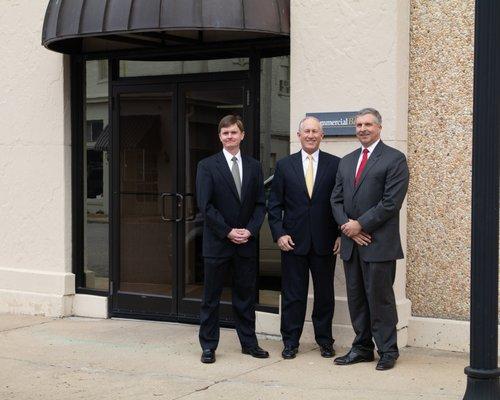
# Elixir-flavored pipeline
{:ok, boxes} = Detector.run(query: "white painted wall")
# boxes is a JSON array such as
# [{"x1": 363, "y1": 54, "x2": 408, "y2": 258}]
[
  {"x1": 0, "y1": 1, "x2": 73, "y2": 316},
  {"x1": 289, "y1": 0, "x2": 411, "y2": 344}
]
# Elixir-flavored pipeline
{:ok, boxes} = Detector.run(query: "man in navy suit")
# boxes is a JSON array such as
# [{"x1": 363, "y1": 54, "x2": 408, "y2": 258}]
[
  {"x1": 196, "y1": 115, "x2": 268, "y2": 363},
  {"x1": 268, "y1": 116, "x2": 341, "y2": 359},
  {"x1": 331, "y1": 108, "x2": 409, "y2": 371}
]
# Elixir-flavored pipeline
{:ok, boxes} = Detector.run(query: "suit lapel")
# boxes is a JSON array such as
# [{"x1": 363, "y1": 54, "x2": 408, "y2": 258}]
[
  {"x1": 215, "y1": 152, "x2": 240, "y2": 202},
  {"x1": 290, "y1": 151, "x2": 309, "y2": 197},
  {"x1": 353, "y1": 141, "x2": 384, "y2": 196},
  {"x1": 240, "y1": 155, "x2": 251, "y2": 201},
  {"x1": 348, "y1": 149, "x2": 361, "y2": 191},
  {"x1": 311, "y1": 151, "x2": 328, "y2": 199}
]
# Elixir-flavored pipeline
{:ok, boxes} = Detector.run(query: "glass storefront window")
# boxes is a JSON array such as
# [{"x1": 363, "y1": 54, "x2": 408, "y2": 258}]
[
  {"x1": 83, "y1": 60, "x2": 109, "y2": 291},
  {"x1": 119, "y1": 58, "x2": 249, "y2": 77},
  {"x1": 259, "y1": 56, "x2": 290, "y2": 308},
  {"x1": 76, "y1": 53, "x2": 290, "y2": 309}
]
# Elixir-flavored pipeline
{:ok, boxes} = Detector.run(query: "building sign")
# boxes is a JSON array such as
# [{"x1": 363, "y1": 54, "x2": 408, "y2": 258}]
[{"x1": 306, "y1": 112, "x2": 357, "y2": 136}]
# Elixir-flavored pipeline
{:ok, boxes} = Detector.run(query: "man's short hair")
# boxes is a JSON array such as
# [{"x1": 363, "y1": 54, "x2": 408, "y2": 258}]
[
  {"x1": 218, "y1": 114, "x2": 244, "y2": 133},
  {"x1": 355, "y1": 108, "x2": 382, "y2": 125},
  {"x1": 298, "y1": 116, "x2": 323, "y2": 132}
]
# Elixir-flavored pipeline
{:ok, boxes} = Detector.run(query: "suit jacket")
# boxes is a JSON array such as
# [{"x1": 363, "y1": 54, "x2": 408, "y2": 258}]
[
  {"x1": 196, "y1": 151, "x2": 266, "y2": 258},
  {"x1": 331, "y1": 141, "x2": 409, "y2": 262},
  {"x1": 268, "y1": 150, "x2": 340, "y2": 256}
]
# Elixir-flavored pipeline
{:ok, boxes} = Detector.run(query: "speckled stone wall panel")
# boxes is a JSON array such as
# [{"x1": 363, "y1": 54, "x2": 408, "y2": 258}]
[{"x1": 407, "y1": 0, "x2": 475, "y2": 320}]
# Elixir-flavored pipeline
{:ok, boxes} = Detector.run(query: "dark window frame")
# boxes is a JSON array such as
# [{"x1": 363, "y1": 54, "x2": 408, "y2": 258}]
[{"x1": 70, "y1": 39, "x2": 290, "y2": 307}]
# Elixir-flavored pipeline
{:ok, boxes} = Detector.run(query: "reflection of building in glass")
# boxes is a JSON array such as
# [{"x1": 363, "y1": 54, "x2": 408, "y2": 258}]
[
  {"x1": 259, "y1": 56, "x2": 291, "y2": 305},
  {"x1": 260, "y1": 56, "x2": 290, "y2": 179},
  {"x1": 83, "y1": 61, "x2": 110, "y2": 291}
]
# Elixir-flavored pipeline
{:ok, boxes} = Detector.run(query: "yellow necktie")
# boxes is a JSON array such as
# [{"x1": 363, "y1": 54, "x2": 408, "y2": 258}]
[{"x1": 305, "y1": 154, "x2": 314, "y2": 198}]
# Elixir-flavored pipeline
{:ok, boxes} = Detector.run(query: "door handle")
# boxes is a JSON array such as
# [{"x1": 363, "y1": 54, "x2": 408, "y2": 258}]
[
  {"x1": 161, "y1": 193, "x2": 184, "y2": 222},
  {"x1": 161, "y1": 192, "x2": 177, "y2": 221}
]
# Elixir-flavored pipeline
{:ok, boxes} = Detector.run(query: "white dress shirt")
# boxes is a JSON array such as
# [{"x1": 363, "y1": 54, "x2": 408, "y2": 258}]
[
  {"x1": 223, "y1": 148, "x2": 243, "y2": 181},
  {"x1": 355, "y1": 139, "x2": 380, "y2": 175},
  {"x1": 301, "y1": 149, "x2": 319, "y2": 182}
]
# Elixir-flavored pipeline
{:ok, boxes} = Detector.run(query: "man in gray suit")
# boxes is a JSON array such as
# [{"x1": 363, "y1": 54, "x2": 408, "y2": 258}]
[{"x1": 330, "y1": 108, "x2": 409, "y2": 371}]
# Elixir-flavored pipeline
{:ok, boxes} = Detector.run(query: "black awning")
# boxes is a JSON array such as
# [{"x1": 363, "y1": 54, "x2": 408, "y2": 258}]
[{"x1": 42, "y1": 0, "x2": 290, "y2": 54}]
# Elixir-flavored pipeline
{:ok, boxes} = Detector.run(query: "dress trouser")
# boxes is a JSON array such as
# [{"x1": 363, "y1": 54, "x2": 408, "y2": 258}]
[
  {"x1": 199, "y1": 254, "x2": 258, "y2": 350},
  {"x1": 343, "y1": 245, "x2": 399, "y2": 357},
  {"x1": 280, "y1": 250, "x2": 335, "y2": 347}
]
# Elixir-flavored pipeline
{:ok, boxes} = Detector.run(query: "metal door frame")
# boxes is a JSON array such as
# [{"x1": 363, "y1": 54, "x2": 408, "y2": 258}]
[
  {"x1": 110, "y1": 82, "x2": 179, "y2": 319},
  {"x1": 109, "y1": 71, "x2": 253, "y2": 325}
]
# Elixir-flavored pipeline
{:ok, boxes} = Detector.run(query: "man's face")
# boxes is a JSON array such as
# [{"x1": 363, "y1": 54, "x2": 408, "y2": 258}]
[
  {"x1": 219, "y1": 123, "x2": 244, "y2": 152},
  {"x1": 297, "y1": 118, "x2": 324, "y2": 154},
  {"x1": 355, "y1": 113, "x2": 381, "y2": 147}
]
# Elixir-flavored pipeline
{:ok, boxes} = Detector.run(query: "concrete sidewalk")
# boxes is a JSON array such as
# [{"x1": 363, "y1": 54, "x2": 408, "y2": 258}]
[{"x1": 0, "y1": 314, "x2": 468, "y2": 400}]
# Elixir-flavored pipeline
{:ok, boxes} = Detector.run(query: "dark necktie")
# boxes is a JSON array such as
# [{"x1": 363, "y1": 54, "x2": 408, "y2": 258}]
[
  {"x1": 231, "y1": 156, "x2": 242, "y2": 199},
  {"x1": 355, "y1": 148, "x2": 369, "y2": 186}
]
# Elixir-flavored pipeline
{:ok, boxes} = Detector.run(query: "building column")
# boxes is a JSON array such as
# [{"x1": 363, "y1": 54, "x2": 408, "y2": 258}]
[{"x1": 0, "y1": 2, "x2": 74, "y2": 316}]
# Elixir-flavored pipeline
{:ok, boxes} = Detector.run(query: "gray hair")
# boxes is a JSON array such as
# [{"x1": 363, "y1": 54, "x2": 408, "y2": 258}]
[
  {"x1": 355, "y1": 108, "x2": 382, "y2": 125},
  {"x1": 298, "y1": 116, "x2": 323, "y2": 132}
]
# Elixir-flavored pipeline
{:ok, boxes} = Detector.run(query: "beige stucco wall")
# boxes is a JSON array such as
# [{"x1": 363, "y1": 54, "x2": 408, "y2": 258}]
[
  {"x1": 407, "y1": 0, "x2": 475, "y2": 320},
  {"x1": 0, "y1": 1, "x2": 73, "y2": 316}
]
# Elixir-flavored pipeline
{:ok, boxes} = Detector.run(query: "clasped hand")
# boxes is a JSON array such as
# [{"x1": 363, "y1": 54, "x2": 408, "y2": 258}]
[
  {"x1": 277, "y1": 235, "x2": 295, "y2": 251},
  {"x1": 341, "y1": 219, "x2": 372, "y2": 246},
  {"x1": 227, "y1": 228, "x2": 251, "y2": 244}
]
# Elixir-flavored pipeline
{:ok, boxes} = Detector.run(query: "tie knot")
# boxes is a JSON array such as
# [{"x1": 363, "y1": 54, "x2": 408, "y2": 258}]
[
  {"x1": 307, "y1": 154, "x2": 313, "y2": 161},
  {"x1": 232, "y1": 156, "x2": 238, "y2": 162},
  {"x1": 363, "y1": 148, "x2": 369, "y2": 155}
]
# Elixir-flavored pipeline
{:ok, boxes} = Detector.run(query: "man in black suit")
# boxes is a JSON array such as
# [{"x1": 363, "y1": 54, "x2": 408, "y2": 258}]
[
  {"x1": 331, "y1": 108, "x2": 409, "y2": 371},
  {"x1": 268, "y1": 116, "x2": 341, "y2": 359},
  {"x1": 196, "y1": 115, "x2": 268, "y2": 363}
]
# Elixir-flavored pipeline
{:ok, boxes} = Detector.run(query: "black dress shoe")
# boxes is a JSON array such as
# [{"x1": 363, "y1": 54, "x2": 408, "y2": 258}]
[
  {"x1": 201, "y1": 349, "x2": 216, "y2": 364},
  {"x1": 281, "y1": 345, "x2": 298, "y2": 359},
  {"x1": 319, "y1": 344, "x2": 335, "y2": 358},
  {"x1": 376, "y1": 354, "x2": 397, "y2": 370},
  {"x1": 334, "y1": 349, "x2": 374, "y2": 365},
  {"x1": 242, "y1": 345, "x2": 269, "y2": 358}
]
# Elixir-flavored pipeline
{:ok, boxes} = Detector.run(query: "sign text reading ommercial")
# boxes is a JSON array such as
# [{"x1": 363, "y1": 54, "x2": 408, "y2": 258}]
[{"x1": 306, "y1": 112, "x2": 357, "y2": 136}]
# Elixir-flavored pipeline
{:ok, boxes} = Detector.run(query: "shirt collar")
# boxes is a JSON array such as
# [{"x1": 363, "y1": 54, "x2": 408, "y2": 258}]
[
  {"x1": 301, "y1": 148, "x2": 320, "y2": 162},
  {"x1": 361, "y1": 139, "x2": 381, "y2": 154},
  {"x1": 223, "y1": 148, "x2": 241, "y2": 163}
]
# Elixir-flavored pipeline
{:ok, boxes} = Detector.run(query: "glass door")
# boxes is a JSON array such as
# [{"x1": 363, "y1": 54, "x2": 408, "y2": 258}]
[
  {"x1": 110, "y1": 77, "x2": 251, "y2": 322},
  {"x1": 111, "y1": 84, "x2": 178, "y2": 317},
  {"x1": 177, "y1": 80, "x2": 250, "y2": 321}
]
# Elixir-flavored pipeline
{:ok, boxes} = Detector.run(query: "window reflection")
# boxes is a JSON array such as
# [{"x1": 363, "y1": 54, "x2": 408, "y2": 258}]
[
  {"x1": 259, "y1": 56, "x2": 290, "y2": 308},
  {"x1": 84, "y1": 60, "x2": 109, "y2": 291},
  {"x1": 120, "y1": 58, "x2": 249, "y2": 77}
]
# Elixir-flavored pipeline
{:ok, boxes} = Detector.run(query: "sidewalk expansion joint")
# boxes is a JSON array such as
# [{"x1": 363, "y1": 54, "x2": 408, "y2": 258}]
[
  {"x1": 172, "y1": 347, "x2": 319, "y2": 399},
  {"x1": 0, "y1": 319, "x2": 55, "y2": 334}
]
